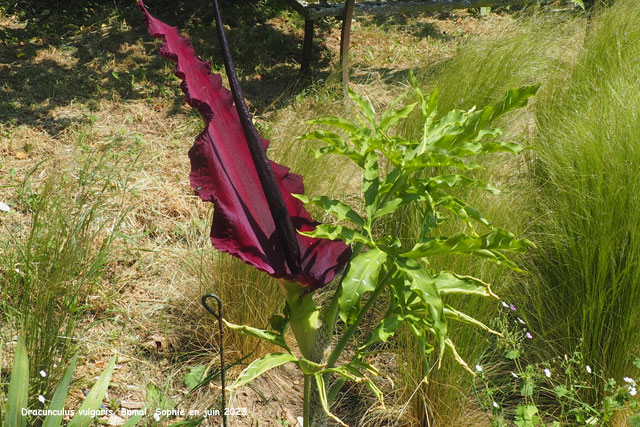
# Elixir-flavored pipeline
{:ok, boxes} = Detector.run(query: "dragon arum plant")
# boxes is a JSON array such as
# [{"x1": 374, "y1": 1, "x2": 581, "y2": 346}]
[{"x1": 138, "y1": 1, "x2": 537, "y2": 425}]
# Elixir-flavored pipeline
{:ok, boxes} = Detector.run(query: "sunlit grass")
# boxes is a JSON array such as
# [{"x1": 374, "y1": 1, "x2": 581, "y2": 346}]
[
  {"x1": 0, "y1": 149, "x2": 130, "y2": 400},
  {"x1": 397, "y1": 1, "x2": 640, "y2": 423},
  {"x1": 522, "y1": 0, "x2": 640, "y2": 397},
  {"x1": 397, "y1": 8, "x2": 585, "y2": 425}
]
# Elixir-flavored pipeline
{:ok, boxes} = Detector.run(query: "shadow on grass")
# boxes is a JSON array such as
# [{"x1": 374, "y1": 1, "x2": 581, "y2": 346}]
[
  {"x1": 0, "y1": 0, "x2": 333, "y2": 135},
  {"x1": 360, "y1": 12, "x2": 449, "y2": 41}
]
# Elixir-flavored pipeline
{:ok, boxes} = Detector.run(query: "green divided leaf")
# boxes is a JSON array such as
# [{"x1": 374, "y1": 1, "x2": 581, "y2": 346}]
[
  {"x1": 405, "y1": 228, "x2": 534, "y2": 259},
  {"x1": 42, "y1": 356, "x2": 77, "y2": 427},
  {"x1": 298, "y1": 223, "x2": 370, "y2": 245},
  {"x1": 6, "y1": 333, "x2": 29, "y2": 427},
  {"x1": 478, "y1": 140, "x2": 526, "y2": 155},
  {"x1": 370, "y1": 196, "x2": 408, "y2": 220},
  {"x1": 514, "y1": 404, "x2": 540, "y2": 427},
  {"x1": 315, "y1": 144, "x2": 364, "y2": 164},
  {"x1": 184, "y1": 365, "x2": 206, "y2": 390},
  {"x1": 395, "y1": 258, "x2": 447, "y2": 362},
  {"x1": 299, "y1": 130, "x2": 347, "y2": 147},
  {"x1": 68, "y1": 356, "x2": 117, "y2": 427},
  {"x1": 379, "y1": 102, "x2": 417, "y2": 132},
  {"x1": 230, "y1": 353, "x2": 297, "y2": 390},
  {"x1": 472, "y1": 248, "x2": 525, "y2": 271},
  {"x1": 409, "y1": 71, "x2": 438, "y2": 123},
  {"x1": 444, "y1": 305, "x2": 501, "y2": 336},
  {"x1": 339, "y1": 248, "x2": 388, "y2": 324},
  {"x1": 492, "y1": 85, "x2": 540, "y2": 120},
  {"x1": 456, "y1": 85, "x2": 539, "y2": 146},
  {"x1": 297, "y1": 358, "x2": 325, "y2": 375},
  {"x1": 307, "y1": 116, "x2": 359, "y2": 134},
  {"x1": 293, "y1": 194, "x2": 364, "y2": 227},
  {"x1": 417, "y1": 84, "x2": 538, "y2": 158},
  {"x1": 363, "y1": 316, "x2": 401, "y2": 348},
  {"x1": 362, "y1": 151, "x2": 380, "y2": 219},
  {"x1": 300, "y1": 129, "x2": 364, "y2": 164},
  {"x1": 435, "y1": 194, "x2": 491, "y2": 228},
  {"x1": 475, "y1": 127, "x2": 503, "y2": 140},
  {"x1": 434, "y1": 272, "x2": 497, "y2": 298},
  {"x1": 314, "y1": 373, "x2": 348, "y2": 426},
  {"x1": 222, "y1": 319, "x2": 289, "y2": 351},
  {"x1": 428, "y1": 174, "x2": 500, "y2": 194},
  {"x1": 348, "y1": 88, "x2": 376, "y2": 129},
  {"x1": 406, "y1": 152, "x2": 480, "y2": 170}
]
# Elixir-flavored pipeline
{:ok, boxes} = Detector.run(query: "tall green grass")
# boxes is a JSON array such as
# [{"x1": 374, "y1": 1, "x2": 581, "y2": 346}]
[
  {"x1": 396, "y1": 9, "x2": 585, "y2": 425},
  {"x1": 522, "y1": 0, "x2": 640, "y2": 395},
  {"x1": 404, "y1": 9, "x2": 584, "y2": 122},
  {"x1": 397, "y1": 1, "x2": 640, "y2": 423},
  {"x1": 0, "y1": 150, "x2": 129, "y2": 398}
]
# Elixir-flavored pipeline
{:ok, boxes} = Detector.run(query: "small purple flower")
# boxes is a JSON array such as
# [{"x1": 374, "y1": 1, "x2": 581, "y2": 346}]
[
  {"x1": 526, "y1": 331, "x2": 533, "y2": 339},
  {"x1": 510, "y1": 304, "x2": 516, "y2": 311}
]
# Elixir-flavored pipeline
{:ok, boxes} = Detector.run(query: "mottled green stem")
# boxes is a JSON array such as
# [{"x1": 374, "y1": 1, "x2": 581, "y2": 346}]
[
  {"x1": 303, "y1": 374, "x2": 311, "y2": 426},
  {"x1": 326, "y1": 270, "x2": 390, "y2": 369}
]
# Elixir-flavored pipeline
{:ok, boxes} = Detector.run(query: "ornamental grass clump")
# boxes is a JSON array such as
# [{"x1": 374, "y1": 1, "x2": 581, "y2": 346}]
[
  {"x1": 523, "y1": 0, "x2": 640, "y2": 399},
  {"x1": 396, "y1": 10, "x2": 585, "y2": 423},
  {"x1": 139, "y1": 1, "x2": 538, "y2": 425},
  {"x1": 0, "y1": 150, "x2": 129, "y2": 402}
]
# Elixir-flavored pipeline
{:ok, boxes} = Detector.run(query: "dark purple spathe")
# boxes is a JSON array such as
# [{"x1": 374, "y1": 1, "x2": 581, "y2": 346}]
[{"x1": 138, "y1": 1, "x2": 351, "y2": 289}]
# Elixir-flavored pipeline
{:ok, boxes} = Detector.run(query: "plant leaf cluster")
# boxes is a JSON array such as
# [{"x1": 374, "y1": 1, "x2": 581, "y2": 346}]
[
  {"x1": 297, "y1": 76, "x2": 538, "y2": 371},
  {"x1": 225, "y1": 78, "x2": 538, "y2": 425}
]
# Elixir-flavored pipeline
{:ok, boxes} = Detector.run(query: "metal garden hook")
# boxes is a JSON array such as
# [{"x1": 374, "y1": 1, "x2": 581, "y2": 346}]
[{"x1": 201, "y1": 293, "x2": 227, "y2": 427}]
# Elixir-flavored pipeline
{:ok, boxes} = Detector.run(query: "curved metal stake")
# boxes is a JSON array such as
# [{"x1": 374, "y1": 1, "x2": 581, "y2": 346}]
[{"x1": 202, "y1": 293, "x2": 227, "y2": 427}]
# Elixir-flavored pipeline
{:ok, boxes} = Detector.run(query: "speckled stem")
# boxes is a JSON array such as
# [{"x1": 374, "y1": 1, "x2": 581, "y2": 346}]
[{"x1": 308, "y1": 311, "x2": 331, "y2": 427}]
